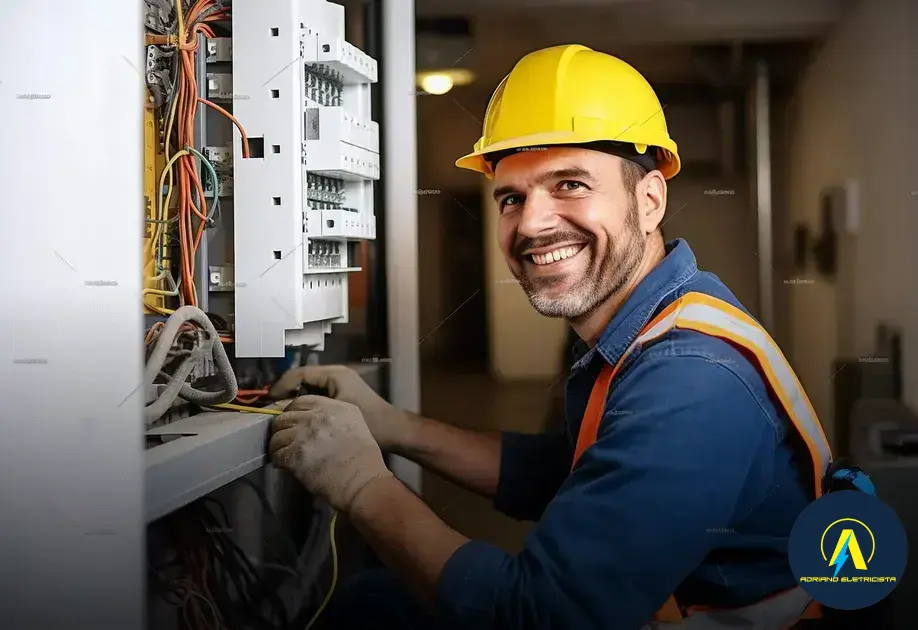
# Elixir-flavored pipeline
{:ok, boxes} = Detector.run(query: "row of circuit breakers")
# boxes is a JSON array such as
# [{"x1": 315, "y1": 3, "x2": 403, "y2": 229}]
[{"x1": 202, "y1": 0, "x2": 379, "y2": 359}]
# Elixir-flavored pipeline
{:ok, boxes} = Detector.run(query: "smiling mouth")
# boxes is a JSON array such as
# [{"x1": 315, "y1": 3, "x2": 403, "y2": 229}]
[{"x1": 526, "y1": 244, "x2": 587, "y2": 266}]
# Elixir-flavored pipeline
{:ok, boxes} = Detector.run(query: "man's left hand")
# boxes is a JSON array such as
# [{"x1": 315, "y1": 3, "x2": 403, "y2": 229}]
[{"x1": 269, "y1": 395, "x2": 393, "y2": 512}]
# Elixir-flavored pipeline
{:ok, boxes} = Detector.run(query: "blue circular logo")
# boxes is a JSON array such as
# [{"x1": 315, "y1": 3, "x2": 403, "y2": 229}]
[{"x1": 789, "y1": 490, "x2": 907, "y2": 610}]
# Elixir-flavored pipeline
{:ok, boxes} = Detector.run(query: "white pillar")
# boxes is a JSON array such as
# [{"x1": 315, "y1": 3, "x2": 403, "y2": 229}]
[
  {"x1": 0, "y1": 1, "x2": 145, "y2": 627},
  {"x1": 383, "y1": 0, "x2": 423, "y2": 494}
]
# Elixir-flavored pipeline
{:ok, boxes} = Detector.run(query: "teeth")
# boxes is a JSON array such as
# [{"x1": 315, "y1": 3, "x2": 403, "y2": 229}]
[{"x1": 530, "y1": 245, "x2": 581, "y2": 265}]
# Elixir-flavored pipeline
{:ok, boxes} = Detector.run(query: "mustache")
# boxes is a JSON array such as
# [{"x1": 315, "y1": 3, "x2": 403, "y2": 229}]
[{"x1": 512, "y1": 229, "x2": 595, "y2": 259}]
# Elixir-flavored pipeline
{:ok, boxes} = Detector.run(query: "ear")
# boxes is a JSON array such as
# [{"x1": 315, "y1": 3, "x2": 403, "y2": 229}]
[{"x1": 636, "y1": 171, "x2": 667, "y2": 234}]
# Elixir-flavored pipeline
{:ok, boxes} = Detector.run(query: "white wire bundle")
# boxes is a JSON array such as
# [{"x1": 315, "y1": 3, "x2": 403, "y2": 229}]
[{"x1": 144, "y1": 306, "x2": 238, "y2": 425}]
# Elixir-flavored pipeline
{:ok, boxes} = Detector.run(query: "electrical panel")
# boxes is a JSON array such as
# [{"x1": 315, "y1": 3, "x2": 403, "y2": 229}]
[
  {"x1": 232, "y1": 0, "x2": 380, "y2": 358},
  {"x1": 142, "y1": 0, "x2": 379, "y2": 360},
  {"x1": 139, "y1": 5, "x2": 384, "y2": 624}
]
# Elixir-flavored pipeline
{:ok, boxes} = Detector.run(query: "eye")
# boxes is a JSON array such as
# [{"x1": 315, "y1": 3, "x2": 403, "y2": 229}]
[
  {"x1": 499, "y1": 194, "x2": 523, "y2": 210},
  {"x1": 558, "y1": 180, "x2": 586, "y2": 192}
]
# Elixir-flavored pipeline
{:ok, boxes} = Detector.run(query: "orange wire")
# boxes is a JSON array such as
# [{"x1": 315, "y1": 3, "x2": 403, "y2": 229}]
[
  {"x1": 178, "y1": 35, "x2": 201, "y2": 306},
  {"x1": 198, "y1": 98, "x2": 251, "y2": 157},
  {"x1": 235, "y1": 388, "x2": 270, "y2": 404},
  {"x1": 145, "y1": 321, "x2": 165, "y2": 345},
  {"x1": 162, "y1": 0, "x2": 243, "y2": 309}
]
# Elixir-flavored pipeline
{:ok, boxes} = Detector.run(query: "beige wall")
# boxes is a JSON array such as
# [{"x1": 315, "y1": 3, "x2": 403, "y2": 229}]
[
  {"x1": 664, "y1": 177, "x2": 758, "y2": 312},
  {"x1": 782, "y1": 0, "x2": 918, "y2": 442}
]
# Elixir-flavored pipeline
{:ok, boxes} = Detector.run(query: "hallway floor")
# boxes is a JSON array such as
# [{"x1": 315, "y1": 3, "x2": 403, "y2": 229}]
[{"x1": 418, "y1": 362, "x2": 560, "y2": 552}]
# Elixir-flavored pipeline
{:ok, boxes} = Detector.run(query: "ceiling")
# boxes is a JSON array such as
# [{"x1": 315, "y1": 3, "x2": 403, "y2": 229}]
[
  {"x1": 416, "y1": 0, "x2": 845, "y2": 92},
  {"x1": 417, "y1": 0, "x2": 844, "y2": 39}
]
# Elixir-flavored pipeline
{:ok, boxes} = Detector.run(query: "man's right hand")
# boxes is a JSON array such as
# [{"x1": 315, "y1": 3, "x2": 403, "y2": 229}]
[{"x1": 269, "y1": 364, "x2": 413, "y2": 451}]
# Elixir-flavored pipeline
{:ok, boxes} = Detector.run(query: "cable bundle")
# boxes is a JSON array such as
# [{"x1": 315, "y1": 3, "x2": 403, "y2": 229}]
[
  {"x1": 144, "y1": 305, "x2": 238, "y2": 425},
  {"x1": 152, "y1": 499, "x2": 290, "y2": 630},
  {"x1": 149, "y1": 488, "x2": 339, "y2": 630},
  {"x1": 145, "y1": 0, "x2": 250, "y2": 314}
]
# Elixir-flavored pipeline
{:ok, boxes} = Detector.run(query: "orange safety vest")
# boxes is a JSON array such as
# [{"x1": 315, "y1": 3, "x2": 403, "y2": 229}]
[{"x1": 572, "y1": 292, "x2": 830, "y2": 629}]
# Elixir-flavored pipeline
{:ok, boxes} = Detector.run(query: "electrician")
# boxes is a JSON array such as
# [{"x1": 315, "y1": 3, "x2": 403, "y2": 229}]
[{"x1": 268, "y1": 45, "x2": 832, "y2": 629}]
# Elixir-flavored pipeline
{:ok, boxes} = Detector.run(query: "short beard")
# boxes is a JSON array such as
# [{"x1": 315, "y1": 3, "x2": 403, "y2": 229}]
[{"x1": 517, "y1": 200, "x2": 646, "y2": 320}]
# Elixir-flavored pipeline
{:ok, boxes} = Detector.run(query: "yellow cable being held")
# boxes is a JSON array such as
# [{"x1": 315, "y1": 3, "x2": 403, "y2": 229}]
[{"x1": 212, "y1": 403, "x2": 283, "y2": 415}]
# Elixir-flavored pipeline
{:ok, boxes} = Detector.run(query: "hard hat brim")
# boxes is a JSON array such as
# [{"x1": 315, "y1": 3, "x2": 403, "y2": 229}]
[{"x1": 456, "y1": 131, "x2": 681, "y2": 180}]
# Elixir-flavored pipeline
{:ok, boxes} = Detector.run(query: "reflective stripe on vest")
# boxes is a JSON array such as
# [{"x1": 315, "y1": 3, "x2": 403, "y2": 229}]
[{"x1": 572, "y1": 292, "x2": 832, "y2": 628}]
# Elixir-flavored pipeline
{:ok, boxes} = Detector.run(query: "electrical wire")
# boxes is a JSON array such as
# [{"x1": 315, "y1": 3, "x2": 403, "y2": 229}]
[
  {"x1": 144, "y1": 305, "x2": 238, "y2": 424},
  {"x1": 185, "y1": 145, "x2": 220, "y2": 222},
  {"x1": 148, "y1": 455, "x2": 340, "y2": 629},
  {"x1": 305, "y1": 511, "x2": 339, "y2": 630},
  {"x1": 235, "y1": 388, "x2": 270, "y2": 404},
  {"x1": 198, "y1": 498, "x2": 291, "y2": 628},
  {"x1": 144, "y1": 148, "x2": 189, "y2": 313},
  {"x1": 142, "y1": 267, "x2": 181, "y2": 315},
  {"x1": 212, "y1": 403, "x2": 282, "y2": 416},
  {"x1": 150, "y1": 0, "x2": 246, "y2": 311},
  {"x1": 198, "y1": 97, "x2": 252, "y2": 157},
  {"x1": 144, "y1": 3, "x2": 338, "y2": 623}
]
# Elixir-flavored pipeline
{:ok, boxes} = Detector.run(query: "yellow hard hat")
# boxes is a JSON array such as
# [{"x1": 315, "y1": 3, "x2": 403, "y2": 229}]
[{"x1": 455, "y1": 44, "x2": 681, "y2": 179}]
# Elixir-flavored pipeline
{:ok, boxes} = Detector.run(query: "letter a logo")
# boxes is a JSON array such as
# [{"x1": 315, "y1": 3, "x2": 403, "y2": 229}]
[{"x1": 828, "y1": 529, "x2": 868, "y2": 577}]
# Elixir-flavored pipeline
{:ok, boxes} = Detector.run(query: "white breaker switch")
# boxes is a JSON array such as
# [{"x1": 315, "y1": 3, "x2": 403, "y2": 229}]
[{"x1": 231, "y1": 0, "x2": 379, "y2": 358}]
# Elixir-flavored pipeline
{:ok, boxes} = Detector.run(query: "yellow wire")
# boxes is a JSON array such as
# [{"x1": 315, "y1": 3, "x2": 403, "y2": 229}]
[
  {"x1": 148, "y1": 0, "x2": 183, "y2": 275},
  {"x1": 146, "y1": 303, "x2": 174, "y2": 316},
  {"x1": 143, "y1": 5, "x2": 182, "y2": 312},
  {"x1": 142, "y1": 271, "x2": 175, "y2": 314},
  {"x1": 149, "y1": 149, "x2": 189, "y2": 266},
  {"x1": 212, "y1": 403, "x2": 283, "y2": 415},
  {"x1": 158, "y1": 66, "x2": 180, "y2": 247},
  {"x1": 306, "y1": 511, "x2": 339, "y2": 630},
  {"x1": 159, "y1": 87, "x2": 180, "y2": 229},
  {"x1": 145, "y1": 148, "x2": 188, "y2": 313},
  {"x1": 175, "y1": 0, "x2": 185, "y2": 35},
  {"x1": 143, "y1": 269, "x2": 180, "y2": 313}
]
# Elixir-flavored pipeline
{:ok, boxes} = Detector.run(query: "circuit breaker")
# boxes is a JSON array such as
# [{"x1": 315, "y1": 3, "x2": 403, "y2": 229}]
[{"x1": 231, "y1": 0, "x2": 379, "y2": 358}]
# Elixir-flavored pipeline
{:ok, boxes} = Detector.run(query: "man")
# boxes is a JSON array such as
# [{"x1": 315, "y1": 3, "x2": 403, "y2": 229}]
[{"x1": 268, "y1": 45, "x2": 832, "y2": 629}]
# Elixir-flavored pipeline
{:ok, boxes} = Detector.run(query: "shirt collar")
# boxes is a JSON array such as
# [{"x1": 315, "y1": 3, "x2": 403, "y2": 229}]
[{"x1": 570, "y1": 238, "x2": 698, "y2": 369}]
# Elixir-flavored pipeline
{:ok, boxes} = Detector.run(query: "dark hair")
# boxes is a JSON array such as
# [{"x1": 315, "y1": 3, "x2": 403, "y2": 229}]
[
  {"x1": 620, "y1": 159, "x2": 647, "y2": 196},
  {"x1": 620, "y1": 159, "x2": 664, "y2": 239}
]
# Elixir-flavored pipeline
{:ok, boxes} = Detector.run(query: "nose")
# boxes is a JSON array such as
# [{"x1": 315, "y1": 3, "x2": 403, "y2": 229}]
[{"x1": 516, "y1": 191, "x2": 560, "y2": 238}]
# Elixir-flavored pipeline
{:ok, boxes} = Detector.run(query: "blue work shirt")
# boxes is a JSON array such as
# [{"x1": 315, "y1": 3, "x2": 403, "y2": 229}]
[{"x1": 436, "y1": 239, "x2": 812, "y2": 630}]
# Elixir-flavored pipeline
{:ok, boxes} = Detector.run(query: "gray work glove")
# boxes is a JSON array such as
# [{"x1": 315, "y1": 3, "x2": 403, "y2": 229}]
[
  {"x1": 268, "y1": 396, "x2": 393, "y2": 513},
  {"x1": 269, "y1": 365, "x2": 413, "y2": 451}
]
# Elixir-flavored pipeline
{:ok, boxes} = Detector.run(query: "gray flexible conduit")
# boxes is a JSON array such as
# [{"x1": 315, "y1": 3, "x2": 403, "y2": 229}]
[{"x1": 144, "y1": 306, "x2": 238, "y2": 425}]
